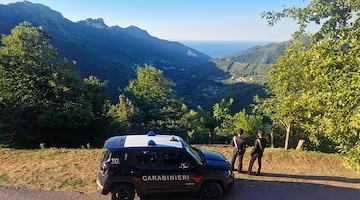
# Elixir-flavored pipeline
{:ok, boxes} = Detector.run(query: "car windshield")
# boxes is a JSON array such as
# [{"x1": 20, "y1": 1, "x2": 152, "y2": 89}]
[{"x1": 184, "y1": 142, "x2": 202, "y2": 164}]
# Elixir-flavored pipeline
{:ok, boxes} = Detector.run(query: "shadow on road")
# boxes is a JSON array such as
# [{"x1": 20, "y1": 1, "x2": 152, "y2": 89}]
[
  {"x1": 224, "y1": 178, "x2": 360, "y2": 200},
  {"x1": 259, "y1": 172, "x2": 360, "y2": 183},
  {"x1": 140, "y1": 178, "x2": 360, "y2": 200}
]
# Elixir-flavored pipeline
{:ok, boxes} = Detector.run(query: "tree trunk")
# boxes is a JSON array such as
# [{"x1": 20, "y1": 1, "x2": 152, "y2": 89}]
[
  {"x1": 208, "y1": 126, "x2": 215, "y2": 144},
  {"x1": 296, "y1": 139, "x2": 305, "y2": 150},
  {"x1": 284, "y1": 123, "x2": 291, "y2": 150},
  {"x1": 270, "y1": 129, "x2": 274, "y2": 148}
]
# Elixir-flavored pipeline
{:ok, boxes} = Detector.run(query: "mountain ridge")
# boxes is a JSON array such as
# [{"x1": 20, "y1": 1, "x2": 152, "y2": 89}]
[
  {"x1": 0, "y1": 1, "x2": 211, "y2": 101},
  {"x1": 0, "y1": 1, "x2": 285, "y2": 111}
]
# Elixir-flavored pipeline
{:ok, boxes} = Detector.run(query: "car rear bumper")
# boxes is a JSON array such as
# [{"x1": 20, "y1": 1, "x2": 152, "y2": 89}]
[
  {"x1": 96, "y1": 177, "x2": 103, "y2": 190},
  {"x1": 96, "y1": 177, "x2": 107, "y2": 194}
]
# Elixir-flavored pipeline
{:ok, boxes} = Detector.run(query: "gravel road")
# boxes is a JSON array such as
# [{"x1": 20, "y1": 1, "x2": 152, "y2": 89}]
[{"x1": 1, "y1": 178, "x2": 360, "y2": 200}]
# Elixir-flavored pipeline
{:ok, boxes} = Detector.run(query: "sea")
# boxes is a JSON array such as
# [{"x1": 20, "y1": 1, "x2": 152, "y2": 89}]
[{"x1": 179, "y1": 40, "x2": 274, "y2": 59}]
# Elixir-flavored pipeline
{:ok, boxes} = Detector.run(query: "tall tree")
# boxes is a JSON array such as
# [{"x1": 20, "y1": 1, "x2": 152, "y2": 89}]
[
  {"x1": 124, "y1": 65, "x2": 172, "y2": 132},
  {"x1": 123, "y1": 65, "x2": 192, "y2": 135},
  {"x1": 260, "y1": 0, "x2": 359, "y2": 171},
  {"x1": 126, "y1": 65, "x2": 172, "y2": 103},
  {"x1": 253, "y1": 41, "x2": 308, "y2": 150},
  {"x1": 0, "y1": 22, "x2": 109, "y2": 148}
]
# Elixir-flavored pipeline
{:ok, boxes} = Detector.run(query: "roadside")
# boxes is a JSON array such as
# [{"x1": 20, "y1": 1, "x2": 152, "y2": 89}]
[
  {"x1": 0, "y1": 146, "x2": 359, "y2": 199},
  {"x1": 1, "y1": 176, "x2": 359, "y2": 200}
]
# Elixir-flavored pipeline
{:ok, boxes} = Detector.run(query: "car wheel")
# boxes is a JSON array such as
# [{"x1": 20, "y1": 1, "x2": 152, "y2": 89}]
[
  {"x1": 111, "y1": 184, "x2": 135, "y2": 200},
  {"x1": 200, "y1": 181, "x2": 223, "y2": 200}
]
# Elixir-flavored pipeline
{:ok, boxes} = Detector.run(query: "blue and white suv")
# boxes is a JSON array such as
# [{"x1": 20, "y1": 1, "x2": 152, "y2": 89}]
[{"x1": 97, "y1": 131, "x2": 234, "y2": 200}]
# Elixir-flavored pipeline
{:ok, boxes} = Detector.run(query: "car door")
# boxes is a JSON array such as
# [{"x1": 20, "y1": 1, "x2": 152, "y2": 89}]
[
  {"x1": 156, "y1": 150, "x2": 202, "y2": 192},
  {"x1": 130, "y1": 149, "x2": 163, "y2": 193},
  {"x1": 130, "y1": 149, "x2": 202, "y2": 194}
]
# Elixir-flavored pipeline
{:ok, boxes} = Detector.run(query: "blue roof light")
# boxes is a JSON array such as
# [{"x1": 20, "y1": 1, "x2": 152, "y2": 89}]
[
  {"x1": 148, "y1": 140, "x2": 156, "y2": 145},
  {"x1": 147, "y1": 131, "x2": 156, "y2": 136}
]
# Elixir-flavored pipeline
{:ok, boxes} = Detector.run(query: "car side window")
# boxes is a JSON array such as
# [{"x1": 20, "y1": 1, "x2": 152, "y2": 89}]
[
  {"x1": 101, "y1": 150, "x2": 111, "y2": 162},
  {"x1": 162, "y1": 152, "x2": 192, "y2": 169},
  {"x1": 134, "y1": 150, "x2": 159, "y2": 166}
]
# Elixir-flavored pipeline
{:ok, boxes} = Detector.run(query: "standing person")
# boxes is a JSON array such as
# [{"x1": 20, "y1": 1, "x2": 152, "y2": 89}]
[
  {"x1": 230, "y1": 128, "x2": 247, "y2": 173},
  {"x1": 247, "y1": 130, "x2": 266, "y2": 175}
]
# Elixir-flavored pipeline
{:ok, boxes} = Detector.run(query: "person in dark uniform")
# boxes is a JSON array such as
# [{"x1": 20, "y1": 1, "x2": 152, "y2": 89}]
[
  {"x1": 230, "y1": 128, "x2": 247, "y2": 173},
  {"x1": 247, "y1": 130, "x2": 266, "y2": 175}
]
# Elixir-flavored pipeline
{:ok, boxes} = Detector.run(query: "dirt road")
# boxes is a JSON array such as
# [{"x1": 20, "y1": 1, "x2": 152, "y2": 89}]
[{"x1": 1, "y1": 175, "x2": 359, "y2": 200}]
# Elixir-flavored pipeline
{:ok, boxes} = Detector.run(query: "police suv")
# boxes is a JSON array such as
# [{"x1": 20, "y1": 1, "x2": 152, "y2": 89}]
[{"x1": 96, "y1": 131, "x2": 234, "y2": 200}]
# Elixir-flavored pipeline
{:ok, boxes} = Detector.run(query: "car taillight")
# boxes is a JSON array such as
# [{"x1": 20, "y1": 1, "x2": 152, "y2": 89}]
[{"x1": 100, "y1": 164, "x2": 108, "y2": 174}]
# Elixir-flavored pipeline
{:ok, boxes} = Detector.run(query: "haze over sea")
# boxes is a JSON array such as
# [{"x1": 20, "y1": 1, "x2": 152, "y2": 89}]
[{"x1": 180, "y1": 40, "x2": 273, "y2": 59}]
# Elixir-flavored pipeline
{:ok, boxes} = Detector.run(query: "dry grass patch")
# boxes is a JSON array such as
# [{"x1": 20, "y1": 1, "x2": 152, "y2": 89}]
[
  {"x1": 196, "y1": 145, "x2": 360, "y2": 188},
  {"x1": 0, "y1": 145, "x2": 359, "y2": 194},
  {"x1": 0, "y1": 148, "x2": 103, "y2": 193}
]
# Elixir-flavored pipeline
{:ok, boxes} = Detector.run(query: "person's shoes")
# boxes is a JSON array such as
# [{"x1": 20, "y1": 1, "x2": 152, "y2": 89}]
[
  {"x1": 255, "y1": 172, "x2": 261, "y2": 176},
  {"x1": 246, "y1": 171, "x2": 252, "y2": 175}
]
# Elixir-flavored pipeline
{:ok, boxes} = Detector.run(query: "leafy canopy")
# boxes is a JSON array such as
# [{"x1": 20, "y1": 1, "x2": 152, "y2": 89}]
[
  {"x1": 259, "y1": 0, "x2": 359, "y2": 171},
  {"x1": 0, "y1": 22, "x2": 110, "y2": 148}
]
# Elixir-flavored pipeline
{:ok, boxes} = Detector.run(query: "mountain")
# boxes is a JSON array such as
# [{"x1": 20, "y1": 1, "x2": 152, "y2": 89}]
[
  {"x1": 172, "y1": 42, "x2": 288, "y2": 110},
  {"x1": 0, "y1": 1, "x2": 211, "y2": 101},
  {"x1": 191, "y1": 42, "x2": 289, "y2": 84},
  {"x1": 0, "y1": 1, "x2": 287, "y2": 112}
]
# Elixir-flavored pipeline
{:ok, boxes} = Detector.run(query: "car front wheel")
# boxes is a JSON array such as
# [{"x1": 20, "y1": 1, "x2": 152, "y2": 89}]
[
  {"x1": 200, "y1": 181, "x2": 223, "y2": 200},
  {"x1": 111, "y1": 184, "x2": 135, "y2": 200}
]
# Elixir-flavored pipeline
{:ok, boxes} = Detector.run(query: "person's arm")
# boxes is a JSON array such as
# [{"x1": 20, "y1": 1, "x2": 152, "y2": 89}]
[
  {"x1": 250, "y1": 140, "x2": 258, "y2": 155},
  {"x1": 230, "y1": 136, "x2": 235, "y2": 147}
]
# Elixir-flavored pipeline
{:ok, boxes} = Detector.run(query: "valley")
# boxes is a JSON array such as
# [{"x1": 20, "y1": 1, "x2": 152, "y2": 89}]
[{"x1": 0, "y1": 1, "x2": 285, "y2": 111}]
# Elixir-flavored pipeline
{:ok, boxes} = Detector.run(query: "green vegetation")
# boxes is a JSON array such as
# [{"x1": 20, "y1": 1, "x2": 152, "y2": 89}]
[
  {"x1": 0, "y1": 23, "x2": 260, "y2": 148},
  {"x1": 0, "y1": 0, "x2": 359, "y2": 173},
  {"x1": 174, "y1": 41, "x2": 286, "y2": 112},
  {"x1": 192, "y1": 42, "x2": 288, "y2": 85},
  {"x1": 0, "y1": 22, "x2": 111, "y2": 148},
  {"x1": 256, "y1": 0, "x2": 360, "y2": 172}
]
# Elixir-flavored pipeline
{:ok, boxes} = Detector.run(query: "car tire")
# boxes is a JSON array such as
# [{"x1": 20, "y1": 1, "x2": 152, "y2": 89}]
[
  {"x1": 111, "y1": 184, "x2": 135, "y2": 200},
  {"x1": 200, "y1": 181, "x2": 223, "y2": 200}
]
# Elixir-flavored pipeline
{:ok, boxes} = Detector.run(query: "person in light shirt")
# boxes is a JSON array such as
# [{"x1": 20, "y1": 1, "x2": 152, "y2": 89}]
[{"x1": 230, "y1": 128, "x2": 247, "y2": 173}]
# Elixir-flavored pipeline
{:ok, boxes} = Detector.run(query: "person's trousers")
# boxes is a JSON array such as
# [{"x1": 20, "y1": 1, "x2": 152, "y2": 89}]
[
  {"x1": 230, "y1": 149, "x2": 244, "y2": 171},
  {"x1": 247, "y1": 154, "x2": 262, "y2": 174}
]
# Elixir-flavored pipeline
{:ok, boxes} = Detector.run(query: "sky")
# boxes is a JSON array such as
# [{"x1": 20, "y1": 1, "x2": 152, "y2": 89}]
[{"x1": 0, "y1": 0, "x2": 315, "y2": 42}]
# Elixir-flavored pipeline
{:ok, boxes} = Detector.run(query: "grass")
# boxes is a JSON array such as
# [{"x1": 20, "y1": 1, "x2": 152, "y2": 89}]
[
  {"x1": 198, "y1": 145, "x2": 360, "y2": 189},
  {"x1": 0, "y1": 145, "x2": 359, "y2": 194}
]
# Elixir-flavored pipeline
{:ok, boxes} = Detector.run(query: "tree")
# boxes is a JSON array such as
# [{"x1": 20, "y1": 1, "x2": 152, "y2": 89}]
[
  {"x1": 124, "y1": 65, "x2": 172, "y2": 132},
  {"x1": 126, "y1": 65, "x2": 172, "y2": 103},
  {"x1": 0, "y1": 22, "x2": 109, "y2": 148},
  {"x1": 253, "y1": 41, "x2": 309, "y2": 150},
  {"x1": 123, "y1": 65, "x2": 193, "y2": 135},
  {"x1": 108, "y1": 94, "x2": 135, "y2": 132},
  {"x1": 261, "y1": 0, "x2": 360, "y2": 41},
  {"x1": 260, "y1": 0, "x2": 360, "y2": 171},
  {"x1": 213, "y1": 98, "x2": 234, "y2": 122}
]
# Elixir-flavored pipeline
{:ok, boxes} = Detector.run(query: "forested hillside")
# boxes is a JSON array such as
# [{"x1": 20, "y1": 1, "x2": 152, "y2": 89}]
[
  {"x1": 191, "y1": 42, "x2": 288, "y2": 83},
  {"x1": 0, "y1": 1, "x2": 278, "y2": 112},
  {"x1": 171, "y1": 42, "x2": 288, "y2": 109},
  {"x1": 0, "y1": 1, "x2": 211, "y2": 101}
]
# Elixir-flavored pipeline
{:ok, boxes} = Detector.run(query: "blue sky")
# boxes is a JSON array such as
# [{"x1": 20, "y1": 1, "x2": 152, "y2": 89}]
[{"x1": 1, "y1": 0, "x2": 315, "y2": 41}]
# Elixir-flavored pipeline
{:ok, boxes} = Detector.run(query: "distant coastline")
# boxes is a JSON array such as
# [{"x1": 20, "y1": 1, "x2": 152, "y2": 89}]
[{"x1": 179, "y1": 40, "x2": 275, "y2": 59}]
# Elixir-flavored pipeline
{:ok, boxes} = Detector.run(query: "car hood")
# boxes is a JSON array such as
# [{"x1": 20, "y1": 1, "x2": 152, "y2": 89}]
[{"x1": 199, "y1": 148, "x2": 231, "y2": 170}]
